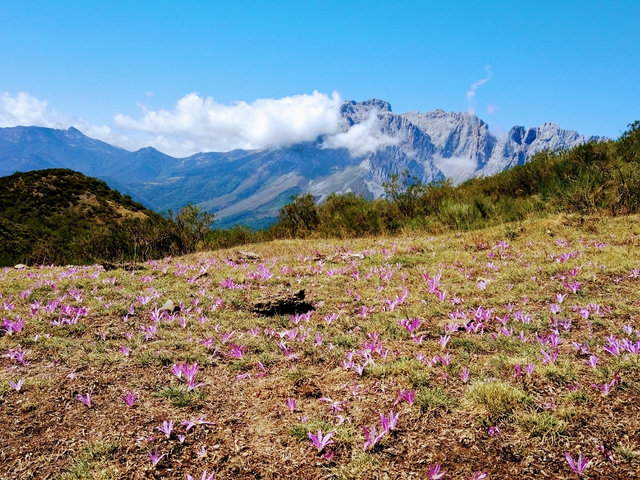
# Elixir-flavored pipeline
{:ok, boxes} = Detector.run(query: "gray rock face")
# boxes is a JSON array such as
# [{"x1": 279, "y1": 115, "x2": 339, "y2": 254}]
[
  {"x1": 0, "y1": 101, "x2": 605, "y2": 228},
  {"x1": 479, "y1": 122, "x2": 599, "y2": 176}
]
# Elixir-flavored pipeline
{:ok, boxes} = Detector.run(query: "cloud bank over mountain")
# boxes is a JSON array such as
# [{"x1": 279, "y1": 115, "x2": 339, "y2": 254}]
[{"x1": 1, "y1": 90, "x2": 405, "y2": 158}]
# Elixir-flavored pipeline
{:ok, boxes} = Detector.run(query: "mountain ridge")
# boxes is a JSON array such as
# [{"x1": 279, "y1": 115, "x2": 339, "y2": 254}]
[{"x1": 0, "y1": 100, "x2": 605, "y2": 228}]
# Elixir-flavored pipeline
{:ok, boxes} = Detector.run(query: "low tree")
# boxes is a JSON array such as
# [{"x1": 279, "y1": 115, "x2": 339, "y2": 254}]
[
  {"x1": 273, "y1": 193, "x2": 319, "y2": 238},
  {"x1": 382, "y1": 170, "x2": 427, "y2": 218},
  {"x1": 167, "y1": 203, "x2": 216, "y2": 253}
]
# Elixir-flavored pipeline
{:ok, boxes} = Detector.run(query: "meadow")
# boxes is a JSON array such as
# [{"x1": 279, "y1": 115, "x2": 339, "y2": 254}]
[{"x1": 1, "y1": 213, "x2": 639, "y2": 479}]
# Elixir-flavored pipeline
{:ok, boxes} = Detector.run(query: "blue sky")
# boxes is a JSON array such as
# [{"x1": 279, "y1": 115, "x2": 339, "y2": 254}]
[{"x1": 1, "y1": 0, "x2": 638, "y2": 155}]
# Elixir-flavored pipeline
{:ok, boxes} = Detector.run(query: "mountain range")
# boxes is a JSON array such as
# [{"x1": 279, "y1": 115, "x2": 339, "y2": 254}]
[{"x1": 0, "y1": 99, "x2": 603, "y2": 229}]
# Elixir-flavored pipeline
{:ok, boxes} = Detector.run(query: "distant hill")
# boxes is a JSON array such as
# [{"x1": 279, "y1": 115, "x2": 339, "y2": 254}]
[
  {"x1": 0, "y1": 169, "x2": 182, "y2": 266},
  {"x1": 0, "y1": 101, "x2": 604, "y2": 228},
  {"x1": 0, "y1": 168, "x2": 149, "y2": 224}
]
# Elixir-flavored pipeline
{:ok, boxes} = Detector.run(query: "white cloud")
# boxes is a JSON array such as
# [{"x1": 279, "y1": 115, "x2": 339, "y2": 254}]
[
  {"x1": 1, "y1": 90, "x2": 404, "y2": 158},
  {"x1": 435, "y1": 156, "x2": 478, "y2": 183},
  {"x1": 321, "y1": 111, "x2": 400, "y2": 156},
  {"x1": 486, "y1": 104, "x2": 500, "y2": 114},
  {"x1": 0, "y1": 91, "x2": 121, "y2": 143},
  {"x1": 466, "y1": 65, "x2": 492, "y2": 113},
  {"x1": 0, "y1": 92, "x2": 60, "y2": 128},
  {"x1": 113, "y1": 91, "x2": 345, "y2": 155}
]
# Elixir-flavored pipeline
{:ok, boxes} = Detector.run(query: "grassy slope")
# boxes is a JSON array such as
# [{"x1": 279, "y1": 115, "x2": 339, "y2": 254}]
[{"x1": 1, "y1": 213, "x2": 639, "y2": 479}]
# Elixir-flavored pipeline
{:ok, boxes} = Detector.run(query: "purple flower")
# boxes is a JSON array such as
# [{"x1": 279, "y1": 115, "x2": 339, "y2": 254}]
[
  {"x1": 345, "y1": 380, "x2": 367, "y2": 398},
  {"x1": 76, "y1": 391, "x2": 92, "y2": 407},
  {"x1": 460, "y1": 367, "x2": 470, "y2": 383},
  {"x1": 148, "y1": 449, "x2": 165, "y2": 466},
  {"x1": 121, "y1": 391, "x2": 137, "y2": 407},
  {"x1": 138, "y1": 295, "x2": 152, "y2": 305},
  {"x1": 380, "y1": 410, "x2": 399, "y2": 432},
  {"x1": 171, "y1": 363, "x2": 184, "y2": 378},
  {"x1": 466, "y1": 472, "x2": 487, "y2": 480},
  {"x1": 563, "y1": 281, "x2": 581, "y2": 294},
  {"x1": 9, "y1": 378, "x2": 24, "y2": 391},
  {"x1": 308, "y1": 429, "x2": 334, "y2": 452},
  {"x1": 438, "y1": 352, "x2": 452, "y2": 366},
  {"x1": 319, "y1": 397, "x2": 345, "y2": 413},
  {"x1": 2, "y1": 317, "x2": 24, "y2": 335},
  {"x1": 324, "y1": 313, "x2": 339, "y2": 324},
  {"x1": 555, "y1": 293, "x2": 567, "y2": 303},
  {"x1": 565, "y1": 452, "x2": 590, "y2": 477},
  {"x1": 597, "y1": 445, "x2": 617, "y2": 464},
  {"x1": 426, "y1": 463, "x2": 447, "y2": 479},
  {"x1": 435, "y1": 290, "x2": 447, "y2": 302},
  {"x1": 394, "y1": 388, "x2": 415, "y2": 405},
  {"x1": 603, "y1": 336, "x2": 622, "y2": 356},
  {"x1": 591, "y1": 380, "x2": 616, "y2": 395},
  {"x1": 583, "y1": 354, "x2": 598, "y2": 368},
  {"x1": 228, "y1": 343, "x2": 246, "y2": 359},
  {"x1": 5, "y1": 347, "x2": 29, "y2": 366},
  {"x1": 362, "y1": 424, "x2": 385, "y2": 451},
  {"x1": 219, "y1": 330, "x2": 235, "y2": 343},
  {"x1": 322, "y1": 450, "x2": 335, "y2": 461},
  {"x1": 398, "y1": 318, "x2": 421, "y2": 333},
  {"x1": 286, "y1": 397, "x2": 296, "y2": 412},
  {"x1": 513, "y1": 364, "x2": 522, "y2": 378},
  {"x1": 541, "y1": 348, "x2": 559, "y2": 365},
  {"x1": 171, "y1": 362, "x2": 205, "y2": 390},
  {"x1": 525, "y1": 363, "x2": 534, "y2": 376},
  {"x1": 623, "y1": 339, "x2": 640, "y2": 355},
  {"x1": 156, "y1": 420, "x2": 173, "y2": 438},
  {"x1": 186, "y1": 471, "x2": 215, "y2": 480}
]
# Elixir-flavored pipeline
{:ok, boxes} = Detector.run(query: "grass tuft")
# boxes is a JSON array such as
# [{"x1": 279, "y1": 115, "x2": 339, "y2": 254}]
[
  {"x1": 465, "y1": 380, "x2": 531, "y2": 420},
  {"x1": 516, "y1": 410, "x2": 567, "y2": 440},
  {"x1": 416, "y1": 386, "x2": 455, "y2": 415},
  {"x1": 155, "y1": 385, "x2": 206, "y2": 408}
]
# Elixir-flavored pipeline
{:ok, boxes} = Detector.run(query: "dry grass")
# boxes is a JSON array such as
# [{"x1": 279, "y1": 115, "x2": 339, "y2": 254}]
[{"x1": 1, "y1": 213, "x2": 640, "y2": 479}]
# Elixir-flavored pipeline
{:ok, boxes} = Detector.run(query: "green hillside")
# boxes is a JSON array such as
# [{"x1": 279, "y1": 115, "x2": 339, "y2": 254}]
[{"x1": 0, "y1": 169, "x2": 209, "y2": 266}]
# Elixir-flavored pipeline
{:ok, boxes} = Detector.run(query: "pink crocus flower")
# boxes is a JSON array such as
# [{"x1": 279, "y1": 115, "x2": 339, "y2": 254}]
[
  {"x1": 565, "y1": 452, "x2": 590, "y2": 477},
  {"x1": 76, "y1": 391, "x2": 92, "y2": 407},
  {"x1": 426, "y1": 463, "x2": 447, "y2": 479},
  {"x1": 9, "y1": 378, "x2": 24, "y2": 391},
  {"x1": 308, "y1": 429, "x2": 334, "y2": 452},
  {"x1": 148, "y1": 449, "x2": 165, "y2": 466},
  {"x1": 121, "y1": 391, "x2": 137, "y2": 407}
]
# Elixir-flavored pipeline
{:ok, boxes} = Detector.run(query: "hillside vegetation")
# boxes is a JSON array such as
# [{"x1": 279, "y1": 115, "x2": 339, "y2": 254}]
[{"x1": 0, "y1": 169, "x2": 214, "y2": 267}]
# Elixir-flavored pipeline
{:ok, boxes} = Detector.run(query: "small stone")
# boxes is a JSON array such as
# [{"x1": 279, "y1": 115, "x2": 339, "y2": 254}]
[
  {"x1": 236, "y1": 251, "x2": 261, "y2": 261},
  {"x1": 159, "y1": 299, "x2": 178, "y2": 313}
]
